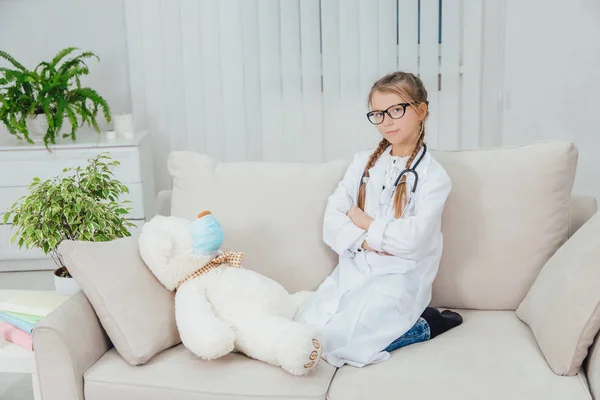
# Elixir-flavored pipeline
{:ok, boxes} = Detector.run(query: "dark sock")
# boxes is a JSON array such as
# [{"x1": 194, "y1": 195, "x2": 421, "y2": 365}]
[{"x1": 420, "y1": 307, "x2": 463, "y2": 339}]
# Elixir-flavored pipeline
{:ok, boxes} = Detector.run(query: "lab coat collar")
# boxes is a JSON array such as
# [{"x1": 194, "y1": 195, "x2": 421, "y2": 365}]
[{"x1": 367, "y1": 144, "x2": 430, "y2": 192}]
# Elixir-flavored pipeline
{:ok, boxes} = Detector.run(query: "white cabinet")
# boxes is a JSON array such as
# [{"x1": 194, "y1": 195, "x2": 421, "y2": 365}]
[{"x1": 0, "y1": 131, "x2": 155, "y2": 272}]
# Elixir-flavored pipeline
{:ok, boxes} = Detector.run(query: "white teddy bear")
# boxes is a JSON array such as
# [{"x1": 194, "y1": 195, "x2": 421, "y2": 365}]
[{"x1": 138, "y1": 210, "x2": 323, "y2": 376}]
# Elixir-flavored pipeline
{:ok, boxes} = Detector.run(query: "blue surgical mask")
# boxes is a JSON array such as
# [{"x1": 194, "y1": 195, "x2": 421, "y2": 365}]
[{"x1": 188, "y1": 213, "x2": 224, "y2": 256}]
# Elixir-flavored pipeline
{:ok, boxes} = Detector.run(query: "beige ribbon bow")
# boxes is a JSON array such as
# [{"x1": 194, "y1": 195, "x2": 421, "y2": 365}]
[{"x1": 176, "y1": 251, "x2": 244, "y2": 290}]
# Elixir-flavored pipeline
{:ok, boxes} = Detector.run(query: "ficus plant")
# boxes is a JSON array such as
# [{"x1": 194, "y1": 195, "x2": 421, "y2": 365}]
[{"x1": 2, "y1": 153, "x2": 135, "y2": 277}]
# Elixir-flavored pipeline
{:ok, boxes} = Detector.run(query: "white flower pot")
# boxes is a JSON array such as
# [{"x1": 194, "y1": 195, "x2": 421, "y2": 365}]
[
  {"x1": 53, "y1": 267, "x2": 80, "y2": 296},
  {"x1": 25, "y1": 115, "x2": 48, "y2": 141},
  {"x1": 25, "y1": 115, "x2": 72, "y2": 143}
]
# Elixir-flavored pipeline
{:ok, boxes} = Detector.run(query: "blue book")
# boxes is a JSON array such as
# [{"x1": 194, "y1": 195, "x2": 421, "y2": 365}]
[{"x1": 0, "y1": 311, "x2": 35, "y2": 334}]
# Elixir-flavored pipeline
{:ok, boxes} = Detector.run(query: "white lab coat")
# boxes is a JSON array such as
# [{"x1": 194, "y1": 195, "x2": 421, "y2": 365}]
[{"x1": 294, "y1": 145, "x2": 451, "y2": 368}]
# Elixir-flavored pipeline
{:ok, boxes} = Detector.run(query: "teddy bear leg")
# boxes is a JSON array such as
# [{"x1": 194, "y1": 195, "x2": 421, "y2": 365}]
[
  {"x1": 232, "y1": 313, "x2": 322, "y2": 376},
  {"x1": 288, "y1": 291, "x2": 314, "y2": 318},
  {"x1": 175, "y1": 286, "x2": 236, "y2": 360}
]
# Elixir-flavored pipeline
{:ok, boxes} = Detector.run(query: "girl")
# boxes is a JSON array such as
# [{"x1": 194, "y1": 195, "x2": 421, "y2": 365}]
[{"x1": 295, "y1": 71, "x2": 462, "y2": 368}]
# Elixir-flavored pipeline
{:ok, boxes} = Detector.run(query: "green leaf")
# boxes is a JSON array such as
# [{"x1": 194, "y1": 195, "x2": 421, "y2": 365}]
[
  {"x1": 0, "y1": 50, "x2": 27, "y2": 71},
  {"x1": 50, "y1": 47, "x2": 79, "y2": 69}
]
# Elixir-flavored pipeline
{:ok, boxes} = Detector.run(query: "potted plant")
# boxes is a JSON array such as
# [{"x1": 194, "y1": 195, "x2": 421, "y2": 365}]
[
  {"x1": 0, "y1": 47, "x2": 111, "y2": 148},
  {"x1": 2, "y1": 153, "x2": 135, "y2": 295}
]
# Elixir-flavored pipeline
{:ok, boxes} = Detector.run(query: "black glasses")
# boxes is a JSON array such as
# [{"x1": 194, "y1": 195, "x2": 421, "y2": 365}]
[{"x1": 366, "y1": 102, "x2": 428, "y2": 125}]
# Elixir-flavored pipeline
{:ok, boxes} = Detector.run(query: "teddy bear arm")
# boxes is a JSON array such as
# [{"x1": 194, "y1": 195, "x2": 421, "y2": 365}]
[{"x1": 175, "y1": 287, "x2": 236, "y2": 360}]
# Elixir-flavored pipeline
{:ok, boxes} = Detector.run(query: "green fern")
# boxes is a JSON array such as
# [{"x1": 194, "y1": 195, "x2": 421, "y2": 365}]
[{"x1": 0, "y1": 47, "x2": 112, "y2": 148}]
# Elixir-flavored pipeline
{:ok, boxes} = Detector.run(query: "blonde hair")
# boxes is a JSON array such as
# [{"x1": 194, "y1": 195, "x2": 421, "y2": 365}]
[{"x1": 357, "y1": 71, "x2": 429, "y2": 218}]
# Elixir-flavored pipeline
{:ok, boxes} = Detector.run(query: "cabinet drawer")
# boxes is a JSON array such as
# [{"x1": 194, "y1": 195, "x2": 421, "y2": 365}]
[
  {"x1": 0, "y1": 146, "x2": 143, "y2": 187},
  {"x1": 0, "y1": 183, "x2": 146, "y2": 220}
]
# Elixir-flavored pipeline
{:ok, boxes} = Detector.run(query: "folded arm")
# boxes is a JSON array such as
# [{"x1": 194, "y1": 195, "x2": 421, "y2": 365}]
[
  {"x1": 365, "y1": 168, "x2": 451, "y2": 260},
  {"x1": 322, "y1": 153, "x2": 368, "y2": 257}
]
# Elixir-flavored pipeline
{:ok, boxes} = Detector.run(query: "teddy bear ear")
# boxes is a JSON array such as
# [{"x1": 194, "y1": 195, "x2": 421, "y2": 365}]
[{"x1": 197, "y1": 210, "x2": 212, "y2": 219}]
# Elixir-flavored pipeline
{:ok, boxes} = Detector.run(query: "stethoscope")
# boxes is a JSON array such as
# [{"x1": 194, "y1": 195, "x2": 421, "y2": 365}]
[{"x1": 359, "y1": 143, "x2": 428, "y2": 216}]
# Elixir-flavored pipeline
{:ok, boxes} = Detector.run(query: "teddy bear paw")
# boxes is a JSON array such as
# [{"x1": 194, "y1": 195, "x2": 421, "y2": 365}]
[
  {"x1": 275, "y1": 326, "x2": 323, "y2": 376},
  {"x1": 302, "y1": 338, "x2": 322, "y2": 370}
]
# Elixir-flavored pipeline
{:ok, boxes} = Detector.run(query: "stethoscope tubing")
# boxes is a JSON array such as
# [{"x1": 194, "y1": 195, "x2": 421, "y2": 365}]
[{"x1": 391, "y1": 143, "x2": 427, "y2": 194}]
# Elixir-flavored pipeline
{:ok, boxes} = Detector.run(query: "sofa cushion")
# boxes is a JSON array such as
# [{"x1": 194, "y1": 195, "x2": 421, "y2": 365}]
[
  {"x1": 431, "y1": 141, "x2": 578, "y2": 309},
  {"x1": 168, "y1": 152, "x2": 348, "y2": 293},
  {"x1": 169, "y1": 142, "x2": 577, "y2": 308},
  {"x1": 59, "y1": 238, "x2": 180, "y2": 366},
  {"x1": 83, "y1": 345, "x2": 336, "y2": 400},
  {"x1": 517, "y1": 212, "x2": 600, "y2": 375},
  {"x1": 328, "y1": 310, "x2": 591, "y2": 400},
  {"x1": 569, "y1": 195, "x2": 598, "y2": 236}
]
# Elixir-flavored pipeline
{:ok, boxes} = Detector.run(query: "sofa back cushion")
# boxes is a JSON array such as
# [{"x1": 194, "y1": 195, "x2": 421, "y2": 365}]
[
  {"x1": 169, "y1": 141, "x2": 578, "y2": 309},
  {"x1": 430, "y1": 142, "x2": 577, "y2": 309},
  {"x1": 168, "y1": 152, "x2": 347, "y2": 293}
]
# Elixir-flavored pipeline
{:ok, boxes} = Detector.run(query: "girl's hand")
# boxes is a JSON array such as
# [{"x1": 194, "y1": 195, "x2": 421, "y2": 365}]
[
  {"x1": 347, "y1": 206, "x2": 374, "y2": 230},
  {"x1": 361, "y1": 240, "x2": 376, "y2": 252},
  {"x1": 361, "y1": 240, "x2": 393, "y2": 256}
]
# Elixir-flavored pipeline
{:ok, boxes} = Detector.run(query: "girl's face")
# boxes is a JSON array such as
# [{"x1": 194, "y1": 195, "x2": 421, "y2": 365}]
[{"x1": 369, "y1": 90, "x2": 426, "y2": 147}]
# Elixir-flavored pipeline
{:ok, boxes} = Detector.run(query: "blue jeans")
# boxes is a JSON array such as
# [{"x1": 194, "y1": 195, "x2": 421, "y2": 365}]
[{"x1": 383, "y1": 317, "x2": 431, "y2": 352}]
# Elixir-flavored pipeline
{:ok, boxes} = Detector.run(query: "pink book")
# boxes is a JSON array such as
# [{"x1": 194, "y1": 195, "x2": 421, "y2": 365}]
[{"x1": 0, "y1": 322, "x2": 33, "y2": 351}]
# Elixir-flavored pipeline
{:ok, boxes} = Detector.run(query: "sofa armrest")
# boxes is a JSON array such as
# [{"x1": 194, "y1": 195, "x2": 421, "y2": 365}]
[
  {"x1": 155, "y1": 190, "x2": 172, "y2": 216},
  {"x1": 33, "y1": 291, "x2": 112, "y2": 400},
  {"x1": 585, "y1": 335, "x2": 600, "y2": 400}
]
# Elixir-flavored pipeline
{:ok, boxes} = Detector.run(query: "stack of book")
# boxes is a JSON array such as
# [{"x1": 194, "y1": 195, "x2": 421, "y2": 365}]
[{"x1": 0, "y1": 290, "x2": 70, "y2": 351}]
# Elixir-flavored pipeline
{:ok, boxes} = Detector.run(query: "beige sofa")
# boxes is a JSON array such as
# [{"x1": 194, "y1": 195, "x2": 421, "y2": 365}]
[{"x1": 33, "y1": 142, "x2": 600, "y2": 400}]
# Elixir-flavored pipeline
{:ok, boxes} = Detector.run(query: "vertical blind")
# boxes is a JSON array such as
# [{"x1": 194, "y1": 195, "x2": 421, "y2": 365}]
[{"x1": 125, "y1": 0, "x2": 485, "y2": 190}]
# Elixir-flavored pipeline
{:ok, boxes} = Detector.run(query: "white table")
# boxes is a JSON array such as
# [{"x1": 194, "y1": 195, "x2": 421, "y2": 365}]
[
  {"x1": 0, "y1": 290, "x2": 45, "y2": 400},
  {"x1": 0, "y1": 341, "x2": 40, "y2": 400}
]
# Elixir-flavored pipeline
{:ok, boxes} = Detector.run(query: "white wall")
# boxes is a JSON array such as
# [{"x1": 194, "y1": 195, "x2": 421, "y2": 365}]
[
  {"x1": 501, "y1": 0, "x2": 600, "y2": 199},
  {"x1": 0, "y1": 0, "x2": 131, "y2": 130},
  {"x1": 0, "y1": 0, "x2": 598, "y2": 200}
]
